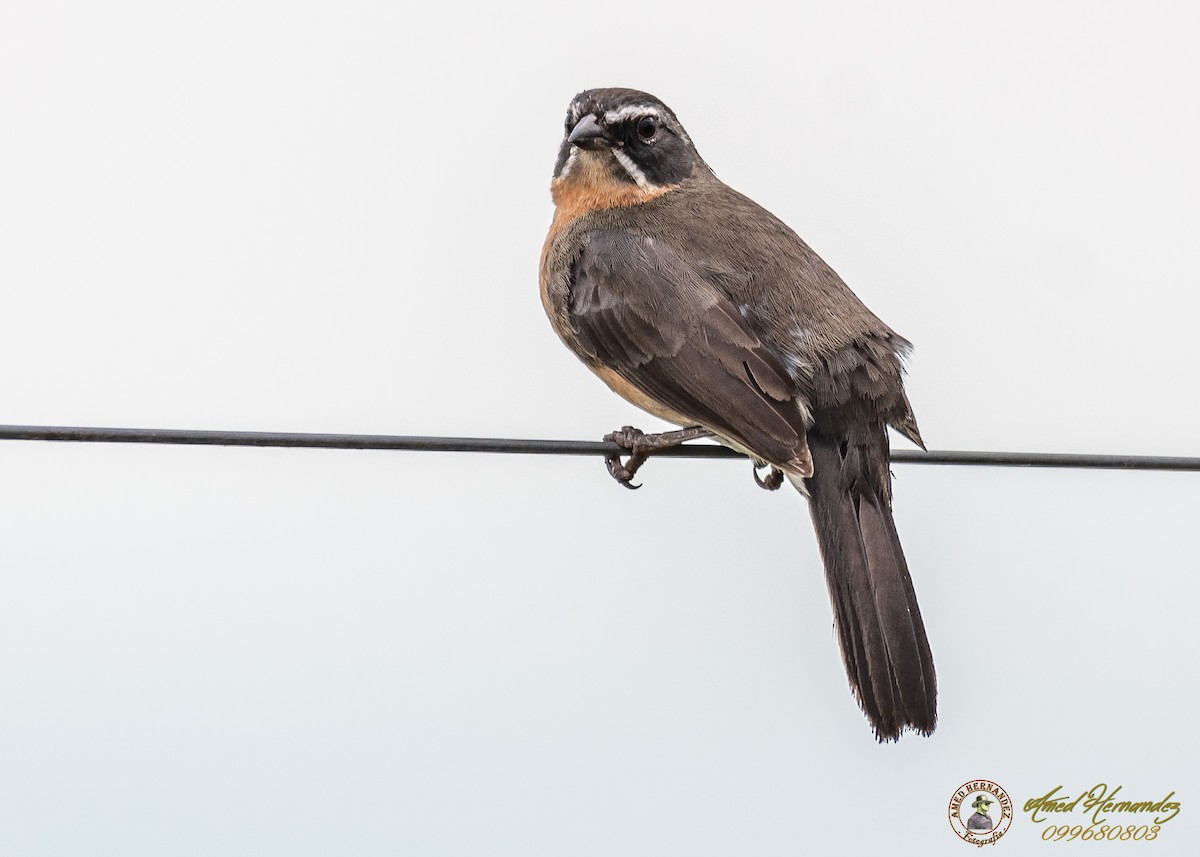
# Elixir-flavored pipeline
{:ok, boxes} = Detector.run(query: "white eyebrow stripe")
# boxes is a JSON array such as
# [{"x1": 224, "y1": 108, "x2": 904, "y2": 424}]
[
  {"x1": 603, "y1": 104, "x2": 662, "y2": 124},
  {"x1": 611, "y1": 148, "x2": 652, "y2": 189}
]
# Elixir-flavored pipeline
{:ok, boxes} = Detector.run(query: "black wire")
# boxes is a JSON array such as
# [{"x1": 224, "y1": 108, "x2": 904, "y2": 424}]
[{"x1": 1, "y1": 424, "x2": 1197, "y2": 471}]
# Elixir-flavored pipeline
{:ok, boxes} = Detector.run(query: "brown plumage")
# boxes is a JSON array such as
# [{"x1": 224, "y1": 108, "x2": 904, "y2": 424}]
[{"x1": 540, "y1": 88, "x2": 936, "y2": 740}]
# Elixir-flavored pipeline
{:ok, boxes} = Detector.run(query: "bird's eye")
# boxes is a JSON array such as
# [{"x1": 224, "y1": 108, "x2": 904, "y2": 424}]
[{"x1": 636, "y1": 116, "x2": 659, "y2": 142}]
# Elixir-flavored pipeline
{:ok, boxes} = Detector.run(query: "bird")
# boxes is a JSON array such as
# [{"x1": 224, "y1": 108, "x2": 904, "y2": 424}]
[{"x1": 539, "y1": 87, "x2": 935, "y2": 741}]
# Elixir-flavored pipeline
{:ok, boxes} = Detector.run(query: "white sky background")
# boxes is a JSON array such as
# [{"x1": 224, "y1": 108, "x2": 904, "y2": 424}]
[{"x1": 2, "y1": 1, "x2": 1198, "y2": 854}]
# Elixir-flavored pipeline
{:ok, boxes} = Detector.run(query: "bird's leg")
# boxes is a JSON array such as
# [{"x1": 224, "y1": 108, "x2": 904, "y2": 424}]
[
  {"x1": 752, "y1": 459, "x2": 785, "y2": 491},
  {"x1": 602, "y1": 425, "x2": 714, "y2": 489}
]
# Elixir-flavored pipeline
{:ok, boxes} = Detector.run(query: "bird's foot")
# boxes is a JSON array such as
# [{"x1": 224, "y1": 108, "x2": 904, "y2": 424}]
[
  {"x1": 602, "y1": 425, "x2": 714, "y2": 490},
  {"x1": 752, "y1": 460, "x2": 785, "y2": 491}
]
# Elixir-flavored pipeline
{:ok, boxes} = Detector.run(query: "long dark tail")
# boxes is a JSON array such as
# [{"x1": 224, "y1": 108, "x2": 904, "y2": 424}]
[{"x1": 802, "y1": 430, "x2": 936, "y2": 741}]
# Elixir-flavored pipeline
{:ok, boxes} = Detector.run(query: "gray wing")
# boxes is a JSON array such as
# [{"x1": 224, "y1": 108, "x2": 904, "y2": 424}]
[{"x1": 569, "y1": 229, "x2": 811, "y2": 472}]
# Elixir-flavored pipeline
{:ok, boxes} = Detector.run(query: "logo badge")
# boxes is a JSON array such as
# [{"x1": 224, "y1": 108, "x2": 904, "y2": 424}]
[{"x1": 949, "y1": 780, "x2": 1014, "y2": 846}]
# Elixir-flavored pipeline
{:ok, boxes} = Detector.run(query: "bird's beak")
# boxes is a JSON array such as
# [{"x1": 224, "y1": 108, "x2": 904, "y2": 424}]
[{"x1": 568, "y1": 114, "x2": 616, "y2": 150}]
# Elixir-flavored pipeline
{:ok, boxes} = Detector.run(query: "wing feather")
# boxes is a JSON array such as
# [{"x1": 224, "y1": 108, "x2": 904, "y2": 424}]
[{"x1": 569, "y1": 230, "x2": 810, "y2": 470}]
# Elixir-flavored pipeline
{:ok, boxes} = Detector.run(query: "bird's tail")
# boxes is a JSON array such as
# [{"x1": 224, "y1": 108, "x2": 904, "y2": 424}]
[{"x1": 797, "y1": 431, "x2": 936, "y2": 741}]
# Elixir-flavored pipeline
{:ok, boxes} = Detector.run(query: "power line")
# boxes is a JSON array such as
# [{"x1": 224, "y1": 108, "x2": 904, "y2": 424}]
[{"x1": 0, "y1": 424, "x2": 1197, "y2": 471}]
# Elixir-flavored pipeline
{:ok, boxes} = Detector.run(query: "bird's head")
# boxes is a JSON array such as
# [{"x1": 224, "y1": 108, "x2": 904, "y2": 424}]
[{"x1": 551, "y1": 88, "x2": 707, "y2": 208}]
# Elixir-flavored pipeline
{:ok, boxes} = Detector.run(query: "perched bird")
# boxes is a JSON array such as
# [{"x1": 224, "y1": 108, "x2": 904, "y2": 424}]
[{"x1": 539, "y1": 87, "x2": 935, "y2": 741}]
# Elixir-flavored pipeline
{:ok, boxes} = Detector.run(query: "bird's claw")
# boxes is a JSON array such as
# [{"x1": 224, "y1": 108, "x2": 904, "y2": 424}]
[
  {"x1": 604, "y1": 453, "x2": 643, "y2": 489},
  {"x1": 603, "y1": 425, "x2": 650, "y2": 489},
  {"x1": 753, "y1": 460, "x2": 785, "y2": 491},
  {"x1": 601, "y1": 424, "x2": 715, "y2": 489}
]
